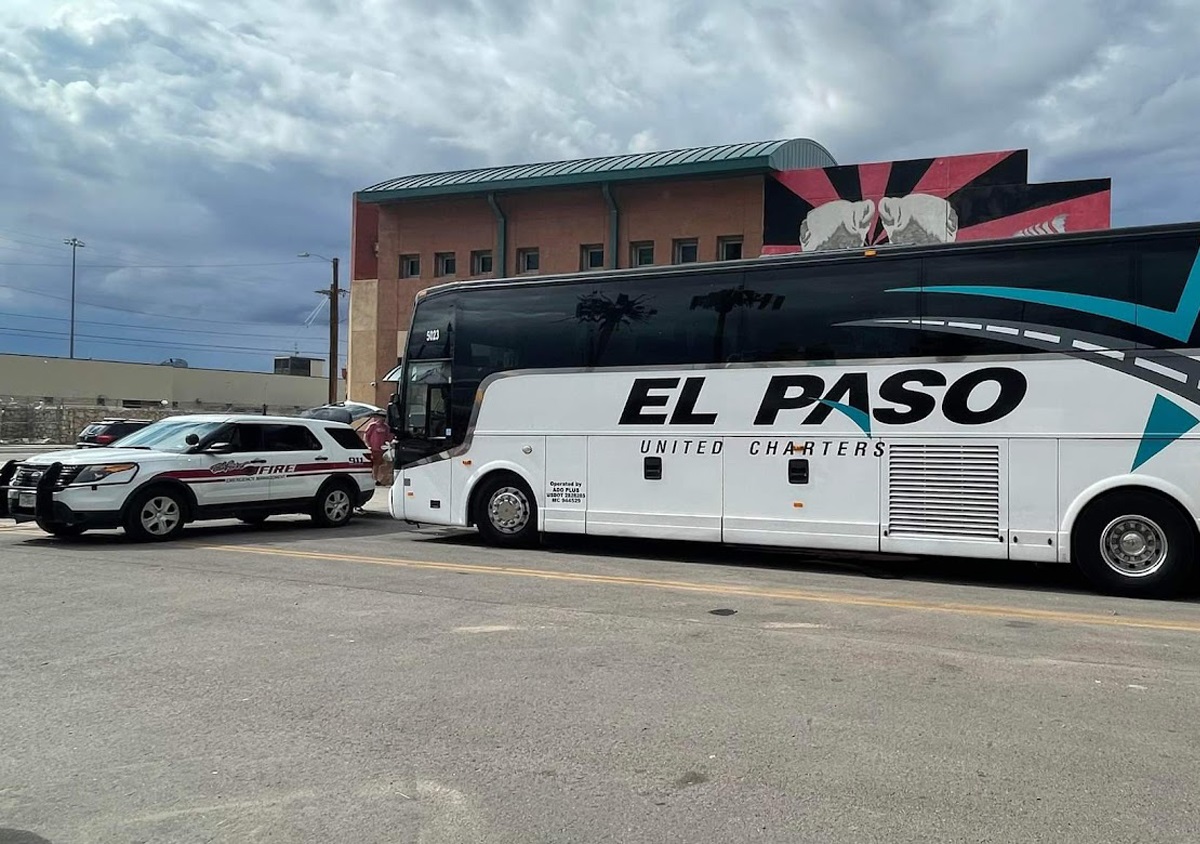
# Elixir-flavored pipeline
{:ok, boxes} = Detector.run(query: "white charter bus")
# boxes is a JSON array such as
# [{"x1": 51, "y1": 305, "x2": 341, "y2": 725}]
[{"x1": 387, "y1": 223, "x2": 1200, "y2": 598}]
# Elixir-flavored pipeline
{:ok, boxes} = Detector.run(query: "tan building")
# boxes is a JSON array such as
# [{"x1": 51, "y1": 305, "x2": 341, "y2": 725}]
[
  {"x1": 0, "y1": 354, "x2": 336, "y2": 411},
  {"x1": 347, "y1": 139, "x2": 837, "y2": 406}
]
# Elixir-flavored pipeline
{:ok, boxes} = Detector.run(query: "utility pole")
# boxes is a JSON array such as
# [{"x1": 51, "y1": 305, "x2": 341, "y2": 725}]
[
  {"x1": 327, "y1": 257, "x2": 339, "y2": 405},
  {"x1": 299, "y1": 252, "x2": 342, "y2": 404},
  {"x1": 63, "y1": 237, "x2": 86, "y2": 358}
]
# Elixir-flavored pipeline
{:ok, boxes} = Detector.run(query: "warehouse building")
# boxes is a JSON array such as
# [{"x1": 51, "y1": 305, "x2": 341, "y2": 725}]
[{"x1": 348, "y1": 140, "x2": 1110, "y2": 406}]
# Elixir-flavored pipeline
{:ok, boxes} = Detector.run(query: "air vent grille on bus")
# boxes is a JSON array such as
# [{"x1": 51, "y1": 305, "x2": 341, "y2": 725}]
[{"x1": 887, "y1": 443, "x2": 1001, "y2": 540}]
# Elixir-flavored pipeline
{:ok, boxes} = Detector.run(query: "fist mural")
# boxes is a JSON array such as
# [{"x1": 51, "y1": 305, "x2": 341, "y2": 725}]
[
  {"x1": 799, "y1": 199, "x2": 876, "y2": 252},
  {"x1": 879, "y1": 193, "x2": 959, "y2": 246}
]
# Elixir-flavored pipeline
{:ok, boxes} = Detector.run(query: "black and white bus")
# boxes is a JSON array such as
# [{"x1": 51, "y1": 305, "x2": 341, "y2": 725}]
[{"x1": 387, "y1": 222, "x2": 1200, "y2": 597}]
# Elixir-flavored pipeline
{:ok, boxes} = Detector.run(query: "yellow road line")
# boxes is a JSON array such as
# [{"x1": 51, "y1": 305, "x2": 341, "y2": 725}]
[{"x1": 204, "y1": 543, "x2": 1200, "y2": 634}]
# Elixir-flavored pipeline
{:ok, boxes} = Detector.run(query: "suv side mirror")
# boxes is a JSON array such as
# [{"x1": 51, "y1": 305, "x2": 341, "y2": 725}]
[{"x1": 185, "y1": 433, "x2": 200, "y2": 446}]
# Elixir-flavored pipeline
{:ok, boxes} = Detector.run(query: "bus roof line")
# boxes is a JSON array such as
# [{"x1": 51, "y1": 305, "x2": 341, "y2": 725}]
[{"x1": 413, "y1": 221, "x2": 1200, "y2": 300}]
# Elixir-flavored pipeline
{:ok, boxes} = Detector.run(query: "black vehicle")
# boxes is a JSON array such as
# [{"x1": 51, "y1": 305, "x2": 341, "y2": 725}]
[{"x1": 76, "y1": 418, "x2": 152, "y2": 448}]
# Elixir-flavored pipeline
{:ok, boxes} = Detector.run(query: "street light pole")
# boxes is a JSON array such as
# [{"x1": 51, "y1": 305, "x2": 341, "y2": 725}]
[
  {"x1": 63, "y1": 237, "x2": 86, "y2": 359},
  {"x1": 299, "y1": 252, "x2": 342, "y2": 405},
  {"x1": 328, "y1": 257, "x2": 339, "y2": 405}
]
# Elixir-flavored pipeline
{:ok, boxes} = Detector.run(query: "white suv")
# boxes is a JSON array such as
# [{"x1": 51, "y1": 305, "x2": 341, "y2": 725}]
[{"x1": 0, "y1": 414, "x2": 375, "y2": 541}]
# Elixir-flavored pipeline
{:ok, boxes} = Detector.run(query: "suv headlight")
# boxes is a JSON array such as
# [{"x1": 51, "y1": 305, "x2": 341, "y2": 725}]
[{"x1": 74, "y1": 463, "x2": 139, "y2": 485}]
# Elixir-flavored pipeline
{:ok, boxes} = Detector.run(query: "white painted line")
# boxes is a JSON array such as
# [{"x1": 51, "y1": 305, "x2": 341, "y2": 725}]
[
  {"x1": 1072, "y1": 339, "x2": 1106, "y2": 352},
  {"x1": 761, "y1": 622, "x2": 827, "y2": 629},
  {"x1": 986, "y1": 325, "x2": 1020, "y2": 335},
  {"x1": 452, "y1": 625, "x2": 520, "y2": 634},
  {"x1": 919, "y1": 319, "x2": 945, "y2": 326},
  {"x1": 947, "y1": 321, "x2": 982, "y2": 330},
  {"x1": 1134, "y1": 357, "x2": 1188, "y2": 383},
  {"x1": 1024, "y1": 330, "x2": 1061, "y2": 343},
  {"x1": 1098, "y1": 350, "x2": 1125, "y2": 360}
]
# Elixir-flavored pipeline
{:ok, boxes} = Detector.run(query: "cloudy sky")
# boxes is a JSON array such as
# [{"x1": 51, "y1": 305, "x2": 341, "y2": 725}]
[{"x1": 1, "y1": 0, "x2": 1198, "y2": 372}]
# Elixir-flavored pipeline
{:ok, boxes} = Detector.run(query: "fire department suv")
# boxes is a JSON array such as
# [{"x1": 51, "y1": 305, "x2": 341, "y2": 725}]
[{"x1": 0, "y1": 414, "x2": 375, "y2": 540}]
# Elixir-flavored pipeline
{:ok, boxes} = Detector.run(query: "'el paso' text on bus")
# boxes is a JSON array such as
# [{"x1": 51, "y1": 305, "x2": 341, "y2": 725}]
[{"x1": 618, "y1": 368, "x2": 1028, "y2": 427}]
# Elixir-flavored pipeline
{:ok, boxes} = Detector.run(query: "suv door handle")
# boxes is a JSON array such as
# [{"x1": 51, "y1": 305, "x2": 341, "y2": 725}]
[
  {"x1": 247, "y1": 459, "x2": 267, "y2": 465},
  {"x1": 315, "y1": 456, "x2": 330, "y2": 461}
]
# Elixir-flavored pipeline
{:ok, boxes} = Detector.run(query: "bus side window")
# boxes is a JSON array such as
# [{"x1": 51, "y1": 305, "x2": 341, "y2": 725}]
[{"x1": 426, "y1": 384, "x2": 450, "y2": 440}]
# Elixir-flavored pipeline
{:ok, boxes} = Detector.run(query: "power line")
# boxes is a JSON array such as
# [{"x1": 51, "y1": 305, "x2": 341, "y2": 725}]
[
  {"x1": 81, "y1": 261, "x2": 312, "y2": 269},
  {"x1": 0, "y1": 326, "x2": 331, "y2": 356},
  {"x1": 0, "y1": 334, "x2": 302, "y2": 362},
  {"x1": 0, "y1": 282, "x2": 322, "y2": 327},
  {"x1": 0, "y1": 247, "x2": 311, "y2": 270},
  {"x1": 0, "y1": 261, "x2": 72, "y2": 267},
  {"x1": 7, "y1": 311, "x2": 348, "y2": 342},
  {"x1": 0, "y1": 228, "x2": 150, "y2": 263},
  {"x1": 0, "y1": 237, "x2": 66, "y2": 256},
  {"x1": 0, "y1": 230, "x2": 320, "y2": 270}
]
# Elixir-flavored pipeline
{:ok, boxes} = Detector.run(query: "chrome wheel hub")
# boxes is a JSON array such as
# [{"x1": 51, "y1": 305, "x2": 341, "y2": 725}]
[
  {"x1": 325, "y1": 489, "x2": 351, "y2": 522},
  {"x1": 1100, "y1": 515, "x2": 1167, "y2": 577},
  {"x1": 141, "y1": 496, "x2": 181, "y2": 536},
  {"x1": 489, "y1": 487, "x2": 529, "y2": 534}
]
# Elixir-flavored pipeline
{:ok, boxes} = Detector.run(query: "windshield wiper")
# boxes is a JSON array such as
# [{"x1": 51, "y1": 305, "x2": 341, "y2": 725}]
[{"x1": 119, "y1": 445, "x2": 154, "y2": 450}]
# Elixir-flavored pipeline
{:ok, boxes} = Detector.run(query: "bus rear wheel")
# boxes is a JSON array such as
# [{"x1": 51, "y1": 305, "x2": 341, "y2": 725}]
[
  {"x1": 1072, "y1": 489, "x2": 1196, "y2": 598},
  {"x1": 473, "y1": 474, "x2": 539, "y2": 547}
]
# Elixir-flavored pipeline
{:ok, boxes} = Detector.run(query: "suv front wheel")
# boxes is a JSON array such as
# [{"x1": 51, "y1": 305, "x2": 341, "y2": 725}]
[{"x1": 125, "y1": 486, "x2": 187, "y2": 542}]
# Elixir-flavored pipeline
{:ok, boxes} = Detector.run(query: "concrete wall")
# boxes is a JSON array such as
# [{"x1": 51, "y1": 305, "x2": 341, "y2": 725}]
[{"x1": 0, "y1": 355, "x2": 333, "y2": 410}]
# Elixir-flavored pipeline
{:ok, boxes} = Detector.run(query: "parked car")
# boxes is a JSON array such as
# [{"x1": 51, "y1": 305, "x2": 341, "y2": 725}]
[
  {"x1": 299, "y1": 401, "x2": 382, "y2": 430},
  {"x1": 1, "y1": 414, "x2": 374, "y2": 540},
  {"x1": 76, "y1": 418, "x2": 153, "y2": 448}
]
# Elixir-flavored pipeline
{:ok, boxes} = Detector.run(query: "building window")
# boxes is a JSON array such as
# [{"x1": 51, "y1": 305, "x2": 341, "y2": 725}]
[
  {"x1": 631, "y1": 241, "x2": 654, "y2": 267},
  {"x1": 517, "y1": 248, "x2": 540, "y2": 274},
  {"x1": 673, "y1": 238, "x2": 699, "y2": 264},
  {"x1": 400, "y1": 254, "x2": 420, "y2": 278},
  {"x1": 580, "y1": 244, "x2": 605, "y2": 271},
  {"x1": 718, "y1": 236, "x2": 743, "y2": 261},
  {"x1": 435, "y1": 252, "x2": 457, "y2": 277},
  {"x1": 471, "y1": 250, "x2": 493, "y2": 275}
]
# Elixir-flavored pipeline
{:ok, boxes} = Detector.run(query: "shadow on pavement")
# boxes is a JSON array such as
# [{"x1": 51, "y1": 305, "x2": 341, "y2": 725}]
[
  {"x1": 417, "y1": 529, "x2": 1200, "y2": 603},
  {"x1": 14, "y1": 512, "x2": 408, "y2": 548}
]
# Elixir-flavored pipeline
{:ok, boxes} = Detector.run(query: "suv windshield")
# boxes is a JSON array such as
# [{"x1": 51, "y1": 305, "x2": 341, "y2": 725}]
[{"x1": 111, "y1": 419, "x2": 225, "y2": 452}]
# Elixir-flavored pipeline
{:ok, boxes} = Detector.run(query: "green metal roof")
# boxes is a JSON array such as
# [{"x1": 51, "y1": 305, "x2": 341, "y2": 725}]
[{"x1": 357, "y1": 138, "x2": 836, "y2": 203}]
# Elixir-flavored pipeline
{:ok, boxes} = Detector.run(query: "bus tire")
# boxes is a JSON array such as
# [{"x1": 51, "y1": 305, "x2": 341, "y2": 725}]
[
  {"x1": 473, "y1": 473, "x2": 539, "y2": 547},
  {"x1": 1072, "y1": 489, "x2": 1197, "y2": 598}
]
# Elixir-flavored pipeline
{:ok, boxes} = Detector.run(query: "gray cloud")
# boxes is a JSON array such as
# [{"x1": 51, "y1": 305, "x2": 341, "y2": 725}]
[{"x1": 0, "y1": 0, "x2": 1197, "y2": 368}]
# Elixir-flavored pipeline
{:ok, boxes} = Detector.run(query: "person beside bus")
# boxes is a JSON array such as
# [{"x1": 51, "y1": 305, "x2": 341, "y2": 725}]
[{"x1": 362, "y1": 412, "x2": 393, "y2": 486}]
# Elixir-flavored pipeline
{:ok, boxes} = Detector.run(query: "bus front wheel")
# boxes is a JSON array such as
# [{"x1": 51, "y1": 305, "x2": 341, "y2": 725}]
[
  {"x1": 1072, "y1": 489, "x2": 1196, "y2": 598},
  {"x1": 473, "y1": 473, "x2": 539, "y2": 547}
]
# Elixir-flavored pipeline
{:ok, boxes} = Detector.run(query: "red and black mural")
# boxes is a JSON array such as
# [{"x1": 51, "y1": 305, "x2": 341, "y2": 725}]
[{"x1": 762, "y1": 149, "x2": 1111, "y2": 255}]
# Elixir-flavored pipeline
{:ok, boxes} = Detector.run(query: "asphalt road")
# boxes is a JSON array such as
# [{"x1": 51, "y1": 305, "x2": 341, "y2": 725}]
[{"x1": 1, "y1": 511, "x2": 1199, "y2": 844}]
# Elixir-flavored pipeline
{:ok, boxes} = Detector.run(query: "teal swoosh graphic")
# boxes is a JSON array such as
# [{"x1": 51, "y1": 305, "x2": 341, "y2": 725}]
[
  {"x1": 1131, "y1": 394, "x2": 1200, "y2": 471},
  {"x1": 817, "y1": 399, "x2": 872, "y2": 438},
  {"x1": 888, "y1": 248, "x2": 1200, "y2": 342}
]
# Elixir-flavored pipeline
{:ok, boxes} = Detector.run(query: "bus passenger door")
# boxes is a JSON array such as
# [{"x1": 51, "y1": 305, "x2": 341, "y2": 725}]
[
  {"x1": 585, "y1": 436, "x2": 723, "y2": 542},
  {"x1": 723, "y1": 437, "x2": 881, "y2": 552}
]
